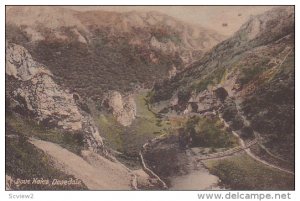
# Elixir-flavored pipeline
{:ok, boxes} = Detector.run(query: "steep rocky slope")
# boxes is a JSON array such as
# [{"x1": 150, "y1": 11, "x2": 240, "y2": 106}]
[
  {"x1": 6, "y1": 6, "x2": 224, "y2": 101},
  {"x1": 5, "y1": 43, "x2": 154, "y2": 190},
  {"x1": 6, "y1": 43, "x2": 104, "y2": 152},
  {"x1": 150, "y1": 6, "x2": 294, "y2": 162}
]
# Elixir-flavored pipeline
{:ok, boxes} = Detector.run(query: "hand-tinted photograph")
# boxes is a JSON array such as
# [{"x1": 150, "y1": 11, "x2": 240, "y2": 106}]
[{"x1": 5, "y1": 5, "x2": 295, "y2": 190}]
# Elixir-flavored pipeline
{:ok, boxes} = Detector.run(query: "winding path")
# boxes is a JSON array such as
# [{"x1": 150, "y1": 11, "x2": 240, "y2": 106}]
[
  {"x1": 139, "y1": 134, "x2": 168, "y2": 189},
  {"x1": 196, "y1": 139, "x2": 257, "y2": 160},
  {"x1": 29, "y1": 138, "x2": 137, "y2": 190},
  {"x1": 217, "y1": 115, "x2": 294, "y2": 175}
]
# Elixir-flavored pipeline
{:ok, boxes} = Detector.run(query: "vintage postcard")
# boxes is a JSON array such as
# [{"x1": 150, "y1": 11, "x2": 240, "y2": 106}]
[{"x1": 5, "y1": 5, "x2": 295, "y2": 191}]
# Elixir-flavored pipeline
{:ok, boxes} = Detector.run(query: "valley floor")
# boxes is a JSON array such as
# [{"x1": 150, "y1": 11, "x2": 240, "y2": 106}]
[
  {"x1": 6, "y1": 90, "x2": 295, "y2": 190},
  {"x1": 138, "y1": 92, "x2": 294, "y2": 190}
]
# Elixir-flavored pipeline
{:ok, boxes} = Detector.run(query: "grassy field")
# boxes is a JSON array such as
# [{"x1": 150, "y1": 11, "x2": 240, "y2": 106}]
[{"x1": 204, "y1": 153, "x2": 294, "y2": 190}]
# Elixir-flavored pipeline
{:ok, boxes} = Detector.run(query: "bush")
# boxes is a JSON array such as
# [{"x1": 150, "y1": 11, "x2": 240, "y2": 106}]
[
  {"x1": 181, "y1": 116, "x2": 238, "y2": 148},
  {"x1": 238, "y1": 66, "x2": 264, "y2": 86},
  {"x1": 240, "y1": 126, "x2": 254, "y2": 139}
]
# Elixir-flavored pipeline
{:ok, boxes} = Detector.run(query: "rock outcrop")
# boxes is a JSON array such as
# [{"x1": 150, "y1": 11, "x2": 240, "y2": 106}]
[
  {"x1": 186, "y1": 90, "x2": 219, "y2": 113},
  {"x1": 6, "y1": 43, "x2": 103, "y2": 152},
  {"x1": 150, "y1": 36, "x2": 178, "y2": 54},
  {"x1": 5, "y1": 175, "x2": 13, "y2": 190},
  {"x1": 6, "y1": 44, "x2": 52, "y2": 81},
  {"x1": 103, "y1": 91, "x2": 136, "y2": 126}
]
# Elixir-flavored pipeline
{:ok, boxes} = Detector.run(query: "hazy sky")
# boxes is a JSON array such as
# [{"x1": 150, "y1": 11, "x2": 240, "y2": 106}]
[{"x1": 67, "y1": 6, "x2": 274, "y2": 36}]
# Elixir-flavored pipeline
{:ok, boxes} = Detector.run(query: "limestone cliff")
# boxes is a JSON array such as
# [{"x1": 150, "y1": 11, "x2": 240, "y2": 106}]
[
  {"x1": 102, "y1": 91, "x2": 137, "y2": 126},
  {"x1": 6, "y1": 43, "x2": 103, "y2": 152}
]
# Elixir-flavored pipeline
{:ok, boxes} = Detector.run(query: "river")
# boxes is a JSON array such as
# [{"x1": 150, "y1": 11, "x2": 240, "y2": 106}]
[
  {"x1": 168, "y1": 149, "x2": 222, "y2": 190},
  {"x1": 142, "y1": 135, "x2": 223, "y2": 190}
]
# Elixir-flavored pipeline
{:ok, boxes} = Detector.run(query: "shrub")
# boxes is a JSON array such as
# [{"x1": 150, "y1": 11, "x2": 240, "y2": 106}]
[{"x1": 181, "y1": 116, "x2": 238, "y2": 148}]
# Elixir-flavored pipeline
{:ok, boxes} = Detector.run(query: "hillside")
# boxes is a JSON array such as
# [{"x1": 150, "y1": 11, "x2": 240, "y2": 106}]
[
  {"x1": 6, "y1": 6, "x2": 224, "y2": 101},
  {"x1": 7, "y1": 6, "x2": 203, "y2": 189},
  {"x1": 5, "y1": 43, "x2": 161, "y2": 190},
  {"x1": 150, "y1": 6, "x2": 294, "y2": 164}
]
